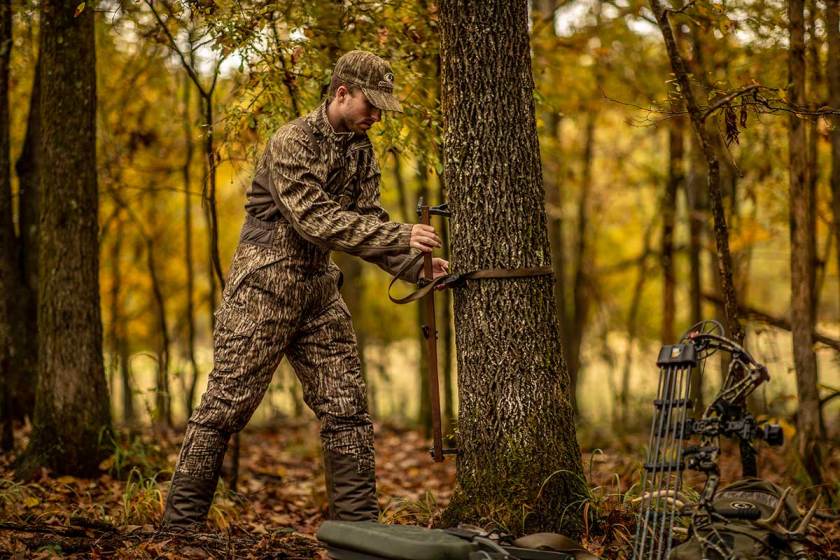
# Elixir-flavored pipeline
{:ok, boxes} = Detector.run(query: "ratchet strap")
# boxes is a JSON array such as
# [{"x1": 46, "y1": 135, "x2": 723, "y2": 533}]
[{"x1": 388, "y1": 251, "x2": 554, "y2": 305}]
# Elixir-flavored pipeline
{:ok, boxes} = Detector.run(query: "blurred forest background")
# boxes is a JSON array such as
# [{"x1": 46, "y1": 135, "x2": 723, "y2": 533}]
[
  {"x1": 4, "y1": 0, "x2": 838, "y2": 431},
  {"x1": 1, "y1": 0, "x2": 839, "y2": 556}
]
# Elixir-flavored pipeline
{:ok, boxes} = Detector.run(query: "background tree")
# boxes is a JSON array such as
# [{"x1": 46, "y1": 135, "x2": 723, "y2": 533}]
[
  {"x1": 440, "y1": 0, "x2": 586, "y2": 537},
  {"x1": 15, "y1": 0, "x2": 111, "y2": 478},
  {"x1": 788, "y1": 0, "x2": 823, "y2": 485}
]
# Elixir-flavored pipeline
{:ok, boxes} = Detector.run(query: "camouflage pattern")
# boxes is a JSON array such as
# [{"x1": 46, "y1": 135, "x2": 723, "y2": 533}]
[
  {"x1": 166, "y1": 99, "x2": 422, "y2": 525},
  {"x1": 332, "y1": 50, "x2": 403, "y2": 113}
]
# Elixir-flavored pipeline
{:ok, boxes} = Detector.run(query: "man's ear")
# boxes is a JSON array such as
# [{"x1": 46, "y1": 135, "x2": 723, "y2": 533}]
[{"x1": 335, "y1": 84, "x2": 349, "y2": 103}]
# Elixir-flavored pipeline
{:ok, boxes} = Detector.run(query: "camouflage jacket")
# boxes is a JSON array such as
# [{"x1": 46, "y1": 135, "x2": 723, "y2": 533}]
[{"x1": 244, "y1": 100, "x2": 423, "y2": 282}]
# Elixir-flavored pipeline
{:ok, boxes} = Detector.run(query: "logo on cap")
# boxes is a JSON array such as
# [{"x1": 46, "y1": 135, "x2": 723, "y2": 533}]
[{"x1": 378, "y1": 72, "x2": 395, "y2": 89}]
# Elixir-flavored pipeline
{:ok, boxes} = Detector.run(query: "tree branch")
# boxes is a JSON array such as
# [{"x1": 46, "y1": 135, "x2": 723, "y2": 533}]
[{"x1": 702, "y1": 292, "x2": 840, "y2": 352}]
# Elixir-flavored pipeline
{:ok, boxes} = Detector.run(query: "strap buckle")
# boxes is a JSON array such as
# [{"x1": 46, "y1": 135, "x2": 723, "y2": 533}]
[{"x1": 436, "y1": 273, "x2": 465, "y2": 290}]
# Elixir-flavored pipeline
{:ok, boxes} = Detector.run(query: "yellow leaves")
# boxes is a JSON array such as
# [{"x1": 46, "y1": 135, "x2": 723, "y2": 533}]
[
  {"x1": 23, "y1": 496, "x2": 40, "y2": 508},
  {"x1": 74, "y1": 2, "x2": 85, "y2": 17},
  {"x1": 99, "y1": 455, "x2": 115, "y2": 471}
]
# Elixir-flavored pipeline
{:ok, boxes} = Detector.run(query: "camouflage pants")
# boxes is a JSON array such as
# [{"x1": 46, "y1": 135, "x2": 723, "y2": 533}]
[{"x1": 171, "y1": 219, "x2": 376, "y2": 520}]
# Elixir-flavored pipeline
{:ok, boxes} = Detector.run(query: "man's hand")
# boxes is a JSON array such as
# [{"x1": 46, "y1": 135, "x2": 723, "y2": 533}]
[
  {"x1": 410, "y1": 224, "x2": 442, "y2": 252},
  {"x1": 431, "y1": 258, "x2": 449, "y2": 280}
]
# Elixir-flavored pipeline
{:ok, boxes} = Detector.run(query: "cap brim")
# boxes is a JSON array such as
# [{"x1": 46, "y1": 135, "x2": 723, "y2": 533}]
[{"x1": 361, "y1": 87, "x2": 403, "y2": 113}]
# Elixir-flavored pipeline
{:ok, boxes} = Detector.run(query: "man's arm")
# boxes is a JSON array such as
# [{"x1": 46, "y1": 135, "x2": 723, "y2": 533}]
[
  {"x1": 266, "y1": 125, "x2": 413, "y2": 256},
  {"x1": 354, "y1": 150, "x2": 425, "y2": 283}
]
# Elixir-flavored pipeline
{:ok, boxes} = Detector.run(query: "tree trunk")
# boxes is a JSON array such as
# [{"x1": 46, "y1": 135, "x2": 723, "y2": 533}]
[
  {"x1": 566, "y1": 112, "x2": 596, "y2": 417},
  {"x1": 0, "y1": 0, "x2": 14, "y2": 450},
  {"x1": 788, "y1": 0, "x2": 823, "y2": 485},
  {"x1": 440, "y1": 0, "x2": 586, "y2": 536},
  {"x1": 13, "y1": 56, "x2": 39, "y2": 425},
  {"x1": 16, "y1": 0, "x2": 111, "y2": 478},
  {"x1": 621, "y1": 223, "x2": 654, "y2": 424},
  {"x1": 806, "y1": 1, "x2": 821, "y2": 314},
  {"x1": 650, "y1": 0, "x2": 744, "y2": 347},
  {"x1": 145, "y1": 229, "x2": 172, "y2": 428},
  {"x1": 826, "y1": 0, "x2": 840, "y2": 319},
  {"x1": 109, "y1": 218, "x2": 134, "y2": 424},
  {"x1": 181, "y1": 73, "x2": 199, "y2": 419},
  {"x1": 662, "y1": 113, "x2": 684, "y2": 344}
]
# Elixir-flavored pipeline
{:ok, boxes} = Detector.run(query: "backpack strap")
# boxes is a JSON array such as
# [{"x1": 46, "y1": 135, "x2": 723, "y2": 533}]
[{"x1": 292, "y1": 117, "x2": 321, "y2": 160}]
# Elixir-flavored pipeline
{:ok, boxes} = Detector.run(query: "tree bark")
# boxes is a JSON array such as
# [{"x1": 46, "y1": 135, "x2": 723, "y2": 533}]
[
  {"x1": 827, "y1": 0, "x2": 840, "y2": 319},
  {"x1": 16, "y1": 0, "x2": 111, "y2": 478},
  {"x1": 440, "y1": 0, "x2": 585, "y2": 536},
  {"x1": 650, "y1": 0, "x2": 744, "y2": 346},
  {"x1": 788, "y1": 0, "x2": 823, "y2": 485}
]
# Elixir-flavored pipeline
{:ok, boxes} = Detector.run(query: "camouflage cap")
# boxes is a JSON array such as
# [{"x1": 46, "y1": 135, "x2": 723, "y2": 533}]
[{"x1": 333, "y1": 50, "x2": 403, "y2": 113}]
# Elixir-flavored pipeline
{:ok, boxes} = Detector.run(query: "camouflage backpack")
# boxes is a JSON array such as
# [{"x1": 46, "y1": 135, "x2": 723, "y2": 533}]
[{"x1": 669, "y1": 478, "x2": 817, "y2": 560}]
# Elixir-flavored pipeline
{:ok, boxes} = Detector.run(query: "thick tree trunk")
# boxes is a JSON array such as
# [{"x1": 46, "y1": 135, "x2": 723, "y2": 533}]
[
  {"x1": 16, "y1": 0, "x2": 111, "y2": 478},
  {"x1": 827, "y1": 0, "x2": 840, "y2": 318},
  {"x1": 440, "y1": 0, "x2": 585, "y2": 536},
  {"x1": 788, "y1": 0, "x2": 823, "y2": 485}
]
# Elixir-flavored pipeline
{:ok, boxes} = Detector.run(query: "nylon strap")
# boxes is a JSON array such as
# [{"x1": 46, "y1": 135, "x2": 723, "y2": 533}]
[{"x1": 388, "y1": 251, "x2": 554, "y2": 305}]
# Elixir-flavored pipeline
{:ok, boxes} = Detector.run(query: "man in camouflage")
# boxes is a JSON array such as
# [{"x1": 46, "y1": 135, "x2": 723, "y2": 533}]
[{"x1": 162, "y1": 51, "x2": 448, "y2": 527}]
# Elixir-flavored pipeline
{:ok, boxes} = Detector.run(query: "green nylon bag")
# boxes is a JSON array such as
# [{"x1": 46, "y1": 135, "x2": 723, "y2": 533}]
[{"x1": 317, "y1": 521, "x2": 479, "y2": 560}]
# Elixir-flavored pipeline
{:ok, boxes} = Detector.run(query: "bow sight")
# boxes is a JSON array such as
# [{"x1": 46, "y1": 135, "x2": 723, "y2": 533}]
[{"x1": 631, "y1": 320, "x2": 784, "y2": 560}]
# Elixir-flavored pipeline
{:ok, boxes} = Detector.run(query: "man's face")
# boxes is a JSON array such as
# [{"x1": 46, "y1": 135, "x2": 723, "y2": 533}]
[{"x1": 334, "y1": 86, "x2": 381, "y2": 134}]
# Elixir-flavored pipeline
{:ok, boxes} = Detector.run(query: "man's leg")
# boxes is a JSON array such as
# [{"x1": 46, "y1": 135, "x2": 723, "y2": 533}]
[
  {"x1": 163, "y1": 264, "x2": 294, "y2": 528},
  {"x1": 286, "y1": 295, "x2": 378, "y2": 522}
]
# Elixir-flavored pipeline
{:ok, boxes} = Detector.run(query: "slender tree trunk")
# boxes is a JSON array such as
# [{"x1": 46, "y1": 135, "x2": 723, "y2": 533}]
[
  {"x1": 440, "y1": 0, "x2": 585, "y2": 536},
  {"x1": 788, "y1": 0, "x2": 823, "y2": 485},
  {"x1": 566, "y1": 112, "x2": 596, "y2": 417},
  {"x1": 145, "y1": 230, "x2": 171, "y2": 428},
  {"x1": 181, "y1": 73, "x2": 199, "y2": 419},
  {"x1": 806, "y1": 1, "x2": 821, "y2": 314},
  {"x1": 828, "y1": 0, "x2": 840, "y2": 319},
  {"x1": 16, "y1": 0, "x2": 111, "y2": 478},
  {"x1": 109, "y1": 218, "x2": 134, "y2": 424},
  {"x1": 650, "y1": 0, "x2": 743, "y2": 346},
  {"x1": 0, "y1": 0, "x2": 14, "y2": 451},
  {"x1": 202, "y1": 97, "x2": 224, "y2": 294},
  {"x1": 13, "y1": 56, "x2": 39, "y2": 425},
  {"x1": 662, "y1": 113, "x2": 684, "y2": 344}
]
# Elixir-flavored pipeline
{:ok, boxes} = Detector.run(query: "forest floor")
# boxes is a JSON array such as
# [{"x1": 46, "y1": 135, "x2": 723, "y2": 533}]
[{"x1": 0, "y1": 421, "x2": 837, "y2": 559}]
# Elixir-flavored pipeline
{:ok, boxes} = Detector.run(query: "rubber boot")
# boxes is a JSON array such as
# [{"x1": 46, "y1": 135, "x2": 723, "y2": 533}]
[
  {"x1": 161, "y1": 472, "x2": 218, "y2": 529},
  {"x1": 323, "y1": 450, "x2": 379, "y2": 521}
]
